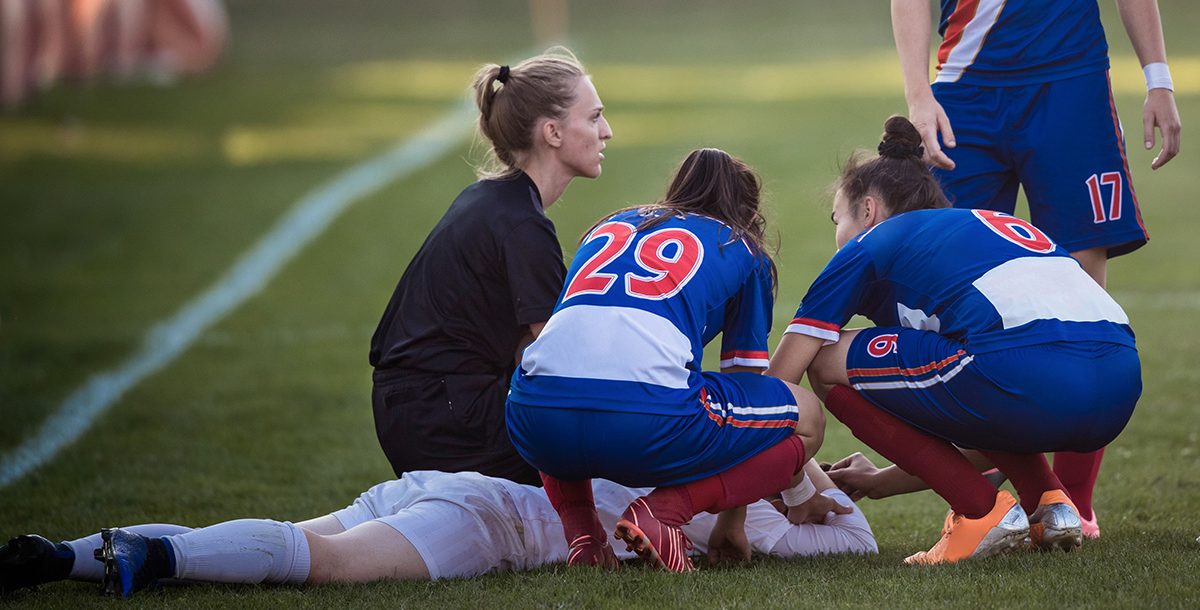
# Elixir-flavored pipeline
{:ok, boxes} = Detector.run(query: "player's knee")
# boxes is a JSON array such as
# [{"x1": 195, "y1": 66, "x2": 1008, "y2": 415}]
[{"x1": 791, "y1": 386, "x2": 825, "y2": 461}]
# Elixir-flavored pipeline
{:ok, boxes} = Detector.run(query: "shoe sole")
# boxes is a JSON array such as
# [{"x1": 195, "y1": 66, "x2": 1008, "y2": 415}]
[
  {"x1": 971, "y1": 525, "x2": 1029, "y2": 560},
  {"x1": 615, "y1": 519, "x2": 694, "y2": 572},
  {"x1": 614, "y1": 519, "x2": 670, "y2": 571},
  {"x1": 1032, "y1": 524, "x2": 1083, "y2": 552},
  {"x1": 96, "y1": 529, "x2": 124, "y2": 598}
]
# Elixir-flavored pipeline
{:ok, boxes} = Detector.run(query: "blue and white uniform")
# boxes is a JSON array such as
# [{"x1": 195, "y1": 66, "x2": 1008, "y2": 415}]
[
  {"x1": 930, "y1": 0, "x2": 1146, "y2": 257},
  {"x1": 507, "y1": 209, "x2": 798, "y2": 487},
  {"x1": 788, "y1": 208, "x2": 1140, "y2": 452}
]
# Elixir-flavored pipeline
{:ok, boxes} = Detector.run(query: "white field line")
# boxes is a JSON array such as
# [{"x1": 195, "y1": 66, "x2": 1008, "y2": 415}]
[{"x1": 0, "y1": 97, "x2": 476, "y2": 488}]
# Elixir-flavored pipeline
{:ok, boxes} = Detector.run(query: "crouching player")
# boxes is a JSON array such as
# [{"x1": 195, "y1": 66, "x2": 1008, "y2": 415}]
[
  {"x1": 0, "y1": 464, "x2": 875, "y2": 598},
  {"x1": 506, "y1": 148, "x2": 836, "y2": 573},
  {"x1": 767, "y1": 117, "x2": 1141, "y2": 565}
]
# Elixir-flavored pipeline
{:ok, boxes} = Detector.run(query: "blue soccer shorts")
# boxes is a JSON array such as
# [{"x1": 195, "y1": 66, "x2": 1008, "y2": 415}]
[
  {"x1": 932, "y1": 70, "x2": 1148, "y2": 258},
  {"x1": 506, "y1": 371, "x2": 798, "y2": 488},
  {"x1": 844, "y1": 328, "x2": 1140, "y2": 453}
]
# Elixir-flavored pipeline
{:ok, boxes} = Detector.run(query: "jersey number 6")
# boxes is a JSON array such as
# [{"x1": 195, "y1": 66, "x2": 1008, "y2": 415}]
[
  {"x1": 563, "y1": 221, "x2": 705, "y2": 301},
  {"x1": 972, "y1": 210, "x2": 1056, "y2": 254}
]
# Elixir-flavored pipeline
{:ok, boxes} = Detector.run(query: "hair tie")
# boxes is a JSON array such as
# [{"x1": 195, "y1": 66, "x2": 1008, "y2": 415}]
[
  {"x1": 497, "y1": 65, "x2": 510, "y2": 84},
  {"x1": 877, "y1": 140, "x2": 925, "y2": 160}
]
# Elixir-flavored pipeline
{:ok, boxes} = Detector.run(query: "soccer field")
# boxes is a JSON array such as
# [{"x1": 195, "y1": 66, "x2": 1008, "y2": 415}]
[{"x1": 2, "y1": 0, "x2": 1198, "y2": 606}]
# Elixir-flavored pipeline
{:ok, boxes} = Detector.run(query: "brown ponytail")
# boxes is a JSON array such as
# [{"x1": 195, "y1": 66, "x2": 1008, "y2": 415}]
[
  {"x1": 584, "y1": 148, "x2": 778, "y2": 292},
  {"x1": 836, "y1": 115, "x2": 950, "y2": 217},
  {"x1": 471, "y1": 47, "x2": 586, "y2": 178}
]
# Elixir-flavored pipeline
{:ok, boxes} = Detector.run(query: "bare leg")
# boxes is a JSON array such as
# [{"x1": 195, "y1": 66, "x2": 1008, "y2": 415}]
[
  {"x1": 1057, "y1": 245, "x2": 1109, "y2": 525},
  {"x1": 1070, "y1": 246, "x2": 1108, "y2": 288},
  {"x1": 304, "y1": 521, "x2": 429, "y2": 583},
  {"x1": 295, "y1": 515, "x2": 347, "y2": 536}
]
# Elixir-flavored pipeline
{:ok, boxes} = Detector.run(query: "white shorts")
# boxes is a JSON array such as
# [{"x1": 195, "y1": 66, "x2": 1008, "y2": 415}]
[{"x1": 330, "y1": 471, "x2": 874, "y2": 580}]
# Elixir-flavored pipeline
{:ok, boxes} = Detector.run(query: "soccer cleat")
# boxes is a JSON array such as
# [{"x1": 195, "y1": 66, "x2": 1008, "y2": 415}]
[
  {"x1": 97, "y1": 528, "x2": 169, "y2": 598},
  {"x1": 904, "y1": 491, "x2": 1029, "y2": 565},
  {"x1": 614, "y1": 497, "x2": 694, "y2": 573},
  {"x1": 1080, "y1": 509, "x2": 1100, "y2": 539},
  {"x1": 1028, "y1": 490, "x2": 1083, "y2": 552},
  {"x1": 0, "y1": 534, "x2": 73, "y2": 594},
  {"x1": 566, "y1": 533, "x2": 619, "y2": 569}
]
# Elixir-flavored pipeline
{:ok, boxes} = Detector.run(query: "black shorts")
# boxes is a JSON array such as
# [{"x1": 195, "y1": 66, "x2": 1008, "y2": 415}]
[{"x1": 371, "y1": 370, "x2": 539, "y2": 486}]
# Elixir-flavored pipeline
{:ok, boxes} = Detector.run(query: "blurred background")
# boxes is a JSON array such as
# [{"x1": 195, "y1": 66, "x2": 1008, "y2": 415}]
[{"x1": 0, "y1": 1, "x2": 1197, "y2": 604}]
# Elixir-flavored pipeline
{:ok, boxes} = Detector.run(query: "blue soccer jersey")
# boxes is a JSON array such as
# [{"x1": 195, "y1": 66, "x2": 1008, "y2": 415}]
[
  {"x1": 509, "y1": 209, "x2": 775, "y2": 416},
  {"x1": 787, "y1": 208, "x2": 1134, "y2": 353},
  {"x1": 934, "y1": 0, "x2": 1109, "y2": 86}
]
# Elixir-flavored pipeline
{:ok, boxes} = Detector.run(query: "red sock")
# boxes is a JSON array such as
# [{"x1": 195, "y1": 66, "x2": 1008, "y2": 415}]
[
  {"x1": 1053, "y1": 449, "x2": 1104, "y2": 520},
  {"x1": 540, "y1": 473, "x2": 603, "y2": 542},
  {"x1": 825, "y1": 385, "x2": 995, "y2": 519},
  {"x1": 643, "y1": 435, "x2": 805, "y2": 526},
  {"x1": 977, "y1": 450, "x2": 1064, "y2": 514}
]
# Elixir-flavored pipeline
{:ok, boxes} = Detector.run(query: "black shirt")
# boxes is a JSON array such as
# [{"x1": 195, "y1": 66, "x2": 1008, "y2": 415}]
[{"x1": 370, "y1": 171, "x2": 565, "y2": 377}]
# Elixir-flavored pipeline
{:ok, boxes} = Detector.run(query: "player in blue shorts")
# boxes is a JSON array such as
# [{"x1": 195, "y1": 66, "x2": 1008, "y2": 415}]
[
  {"x1": 506, "y1": 148, "x2": 835, "y2": 572},
  {"x1": 892, "y1": 0, "x2": 1180, "y2": 536},
  {"x1": 767, "y1": 117, "x2": 1141, "y2": 564}
]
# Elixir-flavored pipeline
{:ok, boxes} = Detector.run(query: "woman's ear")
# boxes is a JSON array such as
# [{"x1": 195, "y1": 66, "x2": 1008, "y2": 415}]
[
  {"x1": 861, "y1": 195, "x2": 881, "y2": 227},
  {"x1": 541, "y1": 118, "x2": 563, "y2": 149}
]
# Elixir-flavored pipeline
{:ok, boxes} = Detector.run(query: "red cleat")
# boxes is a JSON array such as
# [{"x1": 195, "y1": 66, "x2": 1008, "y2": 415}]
[
  {"x1": 614, "y1": 497, "x2": 694, "y2": 573},
  {"x1": 566, "y1": 533, "x2": 619, "y2": 569}
]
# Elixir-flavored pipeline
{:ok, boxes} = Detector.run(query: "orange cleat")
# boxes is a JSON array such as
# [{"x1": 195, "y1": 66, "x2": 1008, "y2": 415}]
[
  {"x1": 904, "y1": 491, "x2": 1029, "y2": 565},
  {"x1": 614, "y1": 497, "x2": 694, "y2": 573},
  {"x1": 1028, "y1": 489, "x2": 1083, "y2": 552},
  {"x1": 566, "y1": 533, "x2": 619, "y2": 569}
]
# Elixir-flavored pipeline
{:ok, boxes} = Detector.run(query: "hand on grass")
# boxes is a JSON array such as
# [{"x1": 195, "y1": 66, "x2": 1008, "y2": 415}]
[{"x1": 707, "y1": 506, "x2": 751, "y2": 566}]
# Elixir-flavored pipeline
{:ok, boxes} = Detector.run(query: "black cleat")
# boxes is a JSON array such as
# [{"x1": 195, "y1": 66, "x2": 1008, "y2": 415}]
[{"x1": 0, "y1": 534, "x2": 73, "y2": 594}]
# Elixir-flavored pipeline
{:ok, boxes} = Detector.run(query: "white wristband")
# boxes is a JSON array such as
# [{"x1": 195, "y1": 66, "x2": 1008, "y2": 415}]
[
  {"x1": 1144, "y1": 62, "x2": 1174, "y2": 92},
  {"x1": 780, "y1": 477, "x2": 817, "y2": 507}
]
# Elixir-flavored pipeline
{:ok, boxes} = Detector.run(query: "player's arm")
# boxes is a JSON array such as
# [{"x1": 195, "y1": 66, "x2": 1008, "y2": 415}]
[
  {"x1": 827, "y1": 450, "x2": 994, "y2": 501},
  {"x1": 764, "y1": 332, "x2": 823, "y2": 385},
  {"x1": 513, "y1": 321, "x2": 547, "y2": 365},
  {"x1": 891, "y1": 0, "x2": 955, "y2": 169},
  {"x1": 1115, "y1": 0, "x2": 1181, "y2": 169}
]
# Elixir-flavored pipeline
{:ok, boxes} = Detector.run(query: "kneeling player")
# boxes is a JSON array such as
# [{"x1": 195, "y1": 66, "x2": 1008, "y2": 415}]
[
  {"x1": 767, "y1": 117, "x2": 1140, "y2": 565},
  {"x1": 0, "y1": 465, "x2": 875, "y2": 598}
]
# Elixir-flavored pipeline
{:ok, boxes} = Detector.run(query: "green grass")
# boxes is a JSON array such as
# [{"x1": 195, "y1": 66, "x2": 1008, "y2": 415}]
[{"x1": 2, "y1": 0, "x2": 1199, "y2": 607}]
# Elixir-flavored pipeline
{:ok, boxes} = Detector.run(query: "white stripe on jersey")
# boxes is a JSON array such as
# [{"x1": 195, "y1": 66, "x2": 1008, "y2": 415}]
[
  {"x1": 972, "y1": 257, "x2": 1129, "y2": 329},
  {"x1": 852, "y1": 355, "x2": 976, "y2": 391},
  {"x1": 522, "y1": 304, "x2": 692, "y2": 389},
  {"x1": 784, "y1": 323, "x2": 839, "y2": 345},
  {"x1": 935, "y1": 0, "x2": 1007, "y2": 84},
  {"x1": 718, "y1": 356, "x2": 770, "y2": 368}
]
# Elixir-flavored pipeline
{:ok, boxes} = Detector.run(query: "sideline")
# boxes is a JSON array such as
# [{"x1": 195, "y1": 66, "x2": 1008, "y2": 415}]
[{"x1": 0, "y1": 97, "x2": 477, "y2": 488}]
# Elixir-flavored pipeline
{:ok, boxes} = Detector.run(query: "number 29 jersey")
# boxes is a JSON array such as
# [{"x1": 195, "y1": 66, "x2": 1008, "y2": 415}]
[
  {"x1": 509, "y1": 209, "x2": 775, "y2": 416},
  {"x1": 786, "y1": 208, "x2": 1135, "y2": 353}
]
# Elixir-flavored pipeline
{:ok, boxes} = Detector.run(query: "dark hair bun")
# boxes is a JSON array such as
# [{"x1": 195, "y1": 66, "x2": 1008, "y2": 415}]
[{"x1": 877, "y1": 115, "x2": 925, "y2": 160}]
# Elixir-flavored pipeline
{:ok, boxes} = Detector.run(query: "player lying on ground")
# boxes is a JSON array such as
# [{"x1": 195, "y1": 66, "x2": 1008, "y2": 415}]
[
  {"x1": 766, "y1": 116, "x2": 1141, "y2": 565},
  {"x1": 506, "y1": 148, "x2": 835, "y2": 573},
  {"x1": 0, "y1": 464, "x2": 875, "y2": 598}
]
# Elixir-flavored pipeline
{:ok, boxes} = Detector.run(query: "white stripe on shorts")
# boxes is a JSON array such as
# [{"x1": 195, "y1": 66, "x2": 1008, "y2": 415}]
[{"x1": 851, "y1": 355, "x2": 976, "y2": 391}]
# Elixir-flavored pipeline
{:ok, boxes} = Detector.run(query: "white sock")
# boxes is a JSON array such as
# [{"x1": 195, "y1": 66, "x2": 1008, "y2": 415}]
[
  {"x1": 65, "y1": 523, "x2": 194, "y2": 582},
  {"x1": 164, "y1": 519, "x2": 310, "y2": 584}
]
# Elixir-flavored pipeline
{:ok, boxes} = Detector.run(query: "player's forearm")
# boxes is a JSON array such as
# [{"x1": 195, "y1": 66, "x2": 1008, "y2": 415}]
[
  {"x1": 1115, "y1": 0, "x2": 1168, "y2": 66},
  {"x1": 891, "y1": 0, "x2": 936, "y2": 103}
]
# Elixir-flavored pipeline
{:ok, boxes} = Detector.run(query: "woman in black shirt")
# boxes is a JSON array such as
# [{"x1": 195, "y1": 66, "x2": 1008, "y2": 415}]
[{"x1": 370, "y1": 48, "x2": 612, "y2": 484}]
